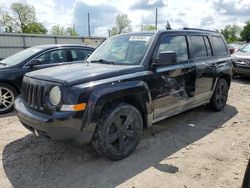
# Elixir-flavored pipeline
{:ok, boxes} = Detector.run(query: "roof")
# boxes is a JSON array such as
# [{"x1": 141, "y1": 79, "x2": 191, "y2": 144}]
[
  {"x1": 119, "y1": 29, "x2": 220, "y2": 37},
  {"x1": 32, "y1": 44, "x2": 95, "y2": 49}
]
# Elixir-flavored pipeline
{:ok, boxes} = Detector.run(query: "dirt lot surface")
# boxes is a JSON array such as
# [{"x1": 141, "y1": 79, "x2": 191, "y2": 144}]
[{"x1": 0, "y1": 79, "x2": 249, "y2": 188}]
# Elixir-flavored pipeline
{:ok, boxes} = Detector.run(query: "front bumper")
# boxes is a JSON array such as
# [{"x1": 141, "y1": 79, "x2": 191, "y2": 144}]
[
  {"x1": 14, "y1": 97, "x2": 94, "y2": 145},
  {"x1": 233, "y1": 64, "x2": 250, "y2": 77}
]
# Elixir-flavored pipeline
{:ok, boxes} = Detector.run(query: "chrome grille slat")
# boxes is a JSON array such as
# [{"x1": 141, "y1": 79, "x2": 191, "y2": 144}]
[{"x1": 22, "y1": 79, "x2": 44, "y2": 111}]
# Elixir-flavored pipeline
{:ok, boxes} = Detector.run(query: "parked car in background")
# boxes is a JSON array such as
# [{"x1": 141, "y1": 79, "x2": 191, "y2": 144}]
[
  {"x1": 15, "y1": 29, "x2": 232, "y2": 160},
  {"x1": 232, "y1": 43, "x2": 250, "y2": 77},
  {"x1": 0, "y1": 44, "x2": 94, "y2": 114},
  {"x1": 228, "y1": 43, "x2": 246, "y2": 54}
]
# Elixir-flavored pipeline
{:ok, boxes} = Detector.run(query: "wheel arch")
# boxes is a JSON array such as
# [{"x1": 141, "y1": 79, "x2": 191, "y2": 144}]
[
  {"x1": 219, "y1": 74, "x2": 231, "y2": 88},
  {"x1": 0, "y1": 81, "x2": 20, "y2": 94},
  {"x1": 81, "y1": 81, "x2": 153, "y2": 132}
]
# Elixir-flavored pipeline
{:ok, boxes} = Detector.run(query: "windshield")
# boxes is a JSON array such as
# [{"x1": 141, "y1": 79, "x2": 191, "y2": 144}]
[
  {"x1": 87, "y1": 34, "x2": 153, "y2": 65},
  {"x1": 241, "y1": 43, "x2": 250, "y2": 53},
  {"x1": 1, "y1": 47, "x2": 43, "y2": 66}
]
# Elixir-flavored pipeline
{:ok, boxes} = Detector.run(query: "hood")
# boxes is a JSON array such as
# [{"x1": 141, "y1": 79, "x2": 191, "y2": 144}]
[
  {"x1": 232, "y1": 51, "x2": 250, "y2": 59},
  {"x1": 26, "y1": 63, "x2": 143, "y2": 86},
  {"x1": 0, "y1": 65, "x2": 10, "y2": 70}
]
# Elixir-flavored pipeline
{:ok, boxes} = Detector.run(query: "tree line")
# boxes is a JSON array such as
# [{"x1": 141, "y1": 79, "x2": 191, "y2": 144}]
[
  {"x1": 0, "y1": 3, "x2": 78, "y2": 36},
  {"x1": 0, "y1": 2, "x2": 250, "y2": 42},
  {"x1": 219, "y1": 23, "x2": 250, "y2": 43}
]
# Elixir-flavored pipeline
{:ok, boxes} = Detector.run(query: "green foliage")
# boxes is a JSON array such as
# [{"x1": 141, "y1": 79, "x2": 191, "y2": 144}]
[
  {"x1": 23, "y1": 22, "x2": 48, "y2": 34},
  {"x1": 220, "y1": 25, "x2": 241, "y2": 43},
  {"x1": 11, "y1": 3, "x2": 36, "y2": 31},
  {"x1": 0, "y1": 12, "x2": 16, "y2": 32},
  {"x1": 241, "y1": 21, "x2": 250, "y2": 42},
  {"x1": 66, "y1": 27, "x2": 78, "y2": 36},
  {"x1": 142, "y1": 25, "x2": 156, "y2": 31},
  {"x1": 111, "y1": 14, "x2": 132, "y2": 36},
  {"x1": 0, "y1": 3, "x2": 47, "y2": 34},
  {"x1": 51, "y1": 25, "x2": 78, "y2": 36},
  {"x1": 51, "y1": 25, "x2": 65, "y2": 35}
]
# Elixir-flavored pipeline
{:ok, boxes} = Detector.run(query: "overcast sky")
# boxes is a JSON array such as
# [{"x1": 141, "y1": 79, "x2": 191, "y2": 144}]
[{"x1": 0, "y1": 0, "x2": 249, "y2": 36}]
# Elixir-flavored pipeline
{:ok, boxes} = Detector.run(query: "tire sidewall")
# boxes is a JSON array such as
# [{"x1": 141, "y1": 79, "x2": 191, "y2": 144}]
[
  {"x1": 211, "y1": 79, "x2": 229, "y2": 111},
  {"x1": 92, "y1": 103, "x2": 143, "y2": 160},
  {"x1": 0, "y1": 83, "x2": 18, "y2": 114}
]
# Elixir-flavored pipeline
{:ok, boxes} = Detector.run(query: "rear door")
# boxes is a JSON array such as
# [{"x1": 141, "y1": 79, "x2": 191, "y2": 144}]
[
  {"x1": 189, "y1": 35, "x2": 216, "y2": 100},
  {"x1": 149, "y1": 35, "x2": 196, "y2": 119}
]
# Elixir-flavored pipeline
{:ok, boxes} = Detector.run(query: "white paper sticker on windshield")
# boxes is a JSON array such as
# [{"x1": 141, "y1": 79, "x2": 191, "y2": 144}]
[{"x1": 129, "y1": 36, "x2": 151, "y2": 42}]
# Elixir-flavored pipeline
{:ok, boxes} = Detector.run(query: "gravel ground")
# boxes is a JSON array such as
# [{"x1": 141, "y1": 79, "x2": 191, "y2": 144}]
[{"x1": 0, "y1": 78, "x2": 249, "y2": 188}]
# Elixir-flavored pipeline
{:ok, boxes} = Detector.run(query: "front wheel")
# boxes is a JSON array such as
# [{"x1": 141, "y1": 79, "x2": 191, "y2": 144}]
[
  {"x1": 92, "y1": 103, "x2": 143, "y2": 160},
  {"x1": 0, "y1": 83, "x2": 17, "y2": 114},
  {"x1": 208, "y1": 78, "x2": 229, "y2": 111}
]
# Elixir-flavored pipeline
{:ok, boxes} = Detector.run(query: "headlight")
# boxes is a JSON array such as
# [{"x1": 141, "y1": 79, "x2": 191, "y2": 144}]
[{"x1": 49, "y1": 86, "x2": 61, "y2": 106}]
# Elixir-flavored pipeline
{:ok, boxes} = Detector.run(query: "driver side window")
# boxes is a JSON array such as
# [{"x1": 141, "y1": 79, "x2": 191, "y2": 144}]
[
  {"x1": 157, "y1": 35, "x2": 188, "y2": 63},
  {"x1": 33, "y1": 50, "x2": 67, "y2": 64}
]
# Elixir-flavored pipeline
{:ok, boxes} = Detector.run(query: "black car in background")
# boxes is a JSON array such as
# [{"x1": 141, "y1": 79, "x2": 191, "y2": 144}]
[
  {"x1": 0, "y1": 44, "x2": 94, "y2": 114},
  {"x1": 232, "y1": 43, "x2": 250, "y2": 77}
]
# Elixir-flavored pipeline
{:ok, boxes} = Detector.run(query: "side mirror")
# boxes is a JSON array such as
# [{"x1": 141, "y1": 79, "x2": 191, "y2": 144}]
[
  {"x1": 229, "y1": 48, "x2": 235, "y2": 55},
  {"x1": 155, "y1": 51, "x2": 177, "y2": 66},
  {"x1": 29, "y1": 59, "x2": 41, "y2": 68}
]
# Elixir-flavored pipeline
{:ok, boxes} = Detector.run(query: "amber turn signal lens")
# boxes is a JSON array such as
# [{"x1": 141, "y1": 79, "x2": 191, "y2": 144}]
[
  {"x1": 73, "y1": 103, "x2": 86, "y2": 111},
  {"x1": 60, "y1": 103, "x2": 86, "y2": 111}
]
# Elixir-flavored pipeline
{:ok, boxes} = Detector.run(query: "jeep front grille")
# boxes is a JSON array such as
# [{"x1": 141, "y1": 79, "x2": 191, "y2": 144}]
[{"x1": 22, "y1": 81, "x2": 44, "y2": 110}]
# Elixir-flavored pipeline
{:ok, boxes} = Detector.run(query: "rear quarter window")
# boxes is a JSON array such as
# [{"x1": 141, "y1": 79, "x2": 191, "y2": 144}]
[{"x1": 211, "y1": 36, "x2": 228, "y2": 56}]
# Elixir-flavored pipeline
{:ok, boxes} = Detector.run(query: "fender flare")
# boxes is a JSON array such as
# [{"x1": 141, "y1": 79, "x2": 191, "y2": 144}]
[{"x1": 80, "y1": 80, "x2": 153, "y2": 133}]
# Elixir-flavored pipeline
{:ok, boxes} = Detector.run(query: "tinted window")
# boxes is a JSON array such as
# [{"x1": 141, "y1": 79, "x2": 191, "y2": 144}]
[
  {"x1": 71, "y1": 49, "x2": 93, "y2": 61},
  {"x1": 204, "y1": 37, "x2": 212, "y2": 56},
  {"x1": 157, "y1": 35, "x2": 188, "y2": 63},
  {"x1": 190, "y1": 36, "x2": 207, "y2": 58},
  {"x1": 211, "y1": 36, "x2": 228, "y2": 56},
  {"x1": 34, "y1": 50, "x2": 67, "y2": 64}
]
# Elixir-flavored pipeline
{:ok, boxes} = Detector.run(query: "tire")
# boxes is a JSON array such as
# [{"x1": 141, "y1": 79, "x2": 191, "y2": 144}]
[
  {"x1": 208, "y1": 78, "x2": 229, "y2": 112},
  {"x1": 92, "y1": 103, "x2": 143, "y2": 160},
  {"x1": 0, "y1": 83, "x2": 18, "y2": 114}
]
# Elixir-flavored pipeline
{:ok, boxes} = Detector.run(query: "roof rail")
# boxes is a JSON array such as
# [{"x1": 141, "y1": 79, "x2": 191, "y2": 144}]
[{"x1": 183, "y1": 27, "x2": 218, "y2": 33}]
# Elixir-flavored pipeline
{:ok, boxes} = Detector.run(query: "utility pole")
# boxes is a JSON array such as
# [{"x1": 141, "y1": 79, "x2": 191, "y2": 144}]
[
  {"x1": 87, "y1": 13, "x2": 90, "y2": 37},
  {"x1": 73, "y1": 24, "x2": 76, "y2": 34},
  {"x1": 155, "y1": 8, "x2": 158, "y2": 30}
]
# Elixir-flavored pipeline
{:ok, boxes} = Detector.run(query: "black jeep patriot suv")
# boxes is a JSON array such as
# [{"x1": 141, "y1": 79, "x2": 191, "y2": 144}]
[{"x1": 15, "y1": 29, "x2": 233, "y2": 160}]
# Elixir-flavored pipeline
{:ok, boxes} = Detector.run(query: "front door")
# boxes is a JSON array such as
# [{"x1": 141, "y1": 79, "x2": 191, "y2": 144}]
[
  {"x1": 148, "y1": 35, "x2": 196, "y2": 120},
  {"x1": 31, "y1": 49, "x2": 69, "y2": 70}
]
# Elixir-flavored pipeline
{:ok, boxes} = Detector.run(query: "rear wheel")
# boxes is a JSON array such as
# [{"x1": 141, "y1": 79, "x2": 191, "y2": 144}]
[
  {"x1": 0, "y1": 83, "x2": 17, "y2": 114},
  {"x1": 208, "y1": 78, "x2": 229, "y2": 111},
  {"x1": 92, "y1": 103, "x2": 143, "y2": 160}
]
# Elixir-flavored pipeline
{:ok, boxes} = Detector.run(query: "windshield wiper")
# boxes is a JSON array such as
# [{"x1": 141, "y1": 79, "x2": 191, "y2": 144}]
[{"x1": 90, "y1": 59, "x2": 116, "y2": 65}]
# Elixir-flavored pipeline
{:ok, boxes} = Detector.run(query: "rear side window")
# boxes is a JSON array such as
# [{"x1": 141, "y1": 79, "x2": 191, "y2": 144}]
[
  {"x1": 157, "y1": 35, "x2": 188, "y2": 63},
  {"x1": 211, "y1": 36, "x2": 228, "y2": 56},
  {"x1": 71, "y1": 49, "x2": 93, "y2": 61},
  {"x1": 190, "y1": 36, "x2": 207, "y2": 59}
]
